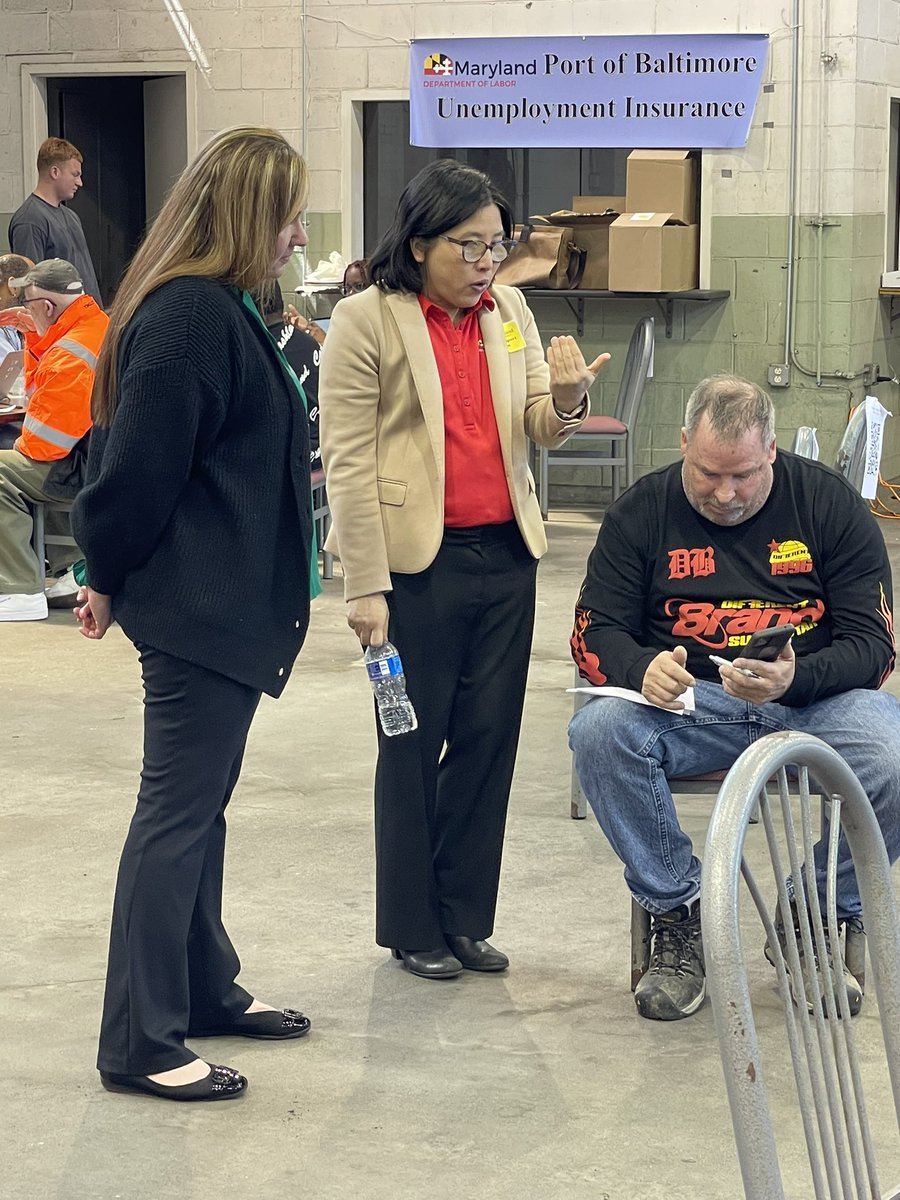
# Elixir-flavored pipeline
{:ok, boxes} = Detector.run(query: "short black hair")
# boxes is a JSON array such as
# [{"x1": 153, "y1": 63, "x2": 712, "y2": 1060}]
[{"x1": 368, "y1": 159, "x2": 513, "y2": 294}]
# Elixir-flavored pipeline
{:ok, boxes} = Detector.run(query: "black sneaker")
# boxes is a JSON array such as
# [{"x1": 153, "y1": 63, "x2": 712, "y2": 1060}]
[
  {"x1": 764, "y1": 901, "x2": 863, "y2": 1018},
  {"x1": 634, "y1": 904, "x2": 706, "y2": 1021}
]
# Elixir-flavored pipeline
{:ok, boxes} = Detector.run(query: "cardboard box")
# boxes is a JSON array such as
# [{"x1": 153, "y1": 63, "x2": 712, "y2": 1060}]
[
  {"x1": 626, "y1": 151, "x2": 697, "y2": 227},
  {"x1": 607, "y1": 212, "x2": 699, "y2": 292},
  {"x1": 545, "y1": 202, "x2": 622, "y2": 289}
]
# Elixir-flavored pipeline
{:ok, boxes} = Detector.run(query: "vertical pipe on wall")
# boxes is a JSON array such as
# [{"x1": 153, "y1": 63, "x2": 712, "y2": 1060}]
[
  {"x1": 299, "y1": 0, "x2": 309, "y2": 285},
  {"x1": 300, "y1": 0, "x2": 308, "y2": 156},
  {"x1": 782, "y1": 0, "x2": 802, "y2": 370},
  {"x1": 784, "y1": 0, "x2": 858, "y2": 400},
  {"x1": 813, "y1": 0, "x2": 831, "y2": 386}
]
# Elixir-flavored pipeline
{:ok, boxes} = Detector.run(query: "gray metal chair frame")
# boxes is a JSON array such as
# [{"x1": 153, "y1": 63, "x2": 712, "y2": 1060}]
[
  {"x1": 28, "y1": 499, "x2": 78, "y2": 589},
  {"x1": 702, "y1": 731, "x2": 900, "y2": 1200},
  {"x1": 310, "y1": 469, "x2": 334, "y2": 581},
  {"x1": 627, "y1": 782, "x2": 867, "y2": 997},
  {"x1": 537, "y1": 315, "x2": 654, "y2": 518}
]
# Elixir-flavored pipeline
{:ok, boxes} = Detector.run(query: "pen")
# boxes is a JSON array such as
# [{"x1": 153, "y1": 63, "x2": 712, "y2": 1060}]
[{"x1": 709, "y1": 654, "x2": 761, "y2": 680}]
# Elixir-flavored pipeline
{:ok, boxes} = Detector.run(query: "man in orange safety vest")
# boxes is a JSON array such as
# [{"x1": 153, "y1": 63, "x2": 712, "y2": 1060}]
[{"x1": 0, "y1": 258, "x2": 108, "y2": 621}]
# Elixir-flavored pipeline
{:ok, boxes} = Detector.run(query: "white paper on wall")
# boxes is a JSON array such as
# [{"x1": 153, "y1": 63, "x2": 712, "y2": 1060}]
[
  {"x1": 834, "y1": 396, "x2": 892, "y2": 498},
  {"x1": 862, "y1": 395, "x2": 891, "y2": 499}
]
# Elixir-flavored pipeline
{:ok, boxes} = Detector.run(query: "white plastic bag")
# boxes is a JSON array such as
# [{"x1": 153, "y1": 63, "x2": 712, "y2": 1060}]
[
  {"x1": 834, "y1": 396, "x2": 892, "y2": 498},
  {"x1": 305, "y1": 251, "x2": 347, "y2": 284},
  {"x1": 790, "y1": 426, "x2": 820, "y2": 461}
]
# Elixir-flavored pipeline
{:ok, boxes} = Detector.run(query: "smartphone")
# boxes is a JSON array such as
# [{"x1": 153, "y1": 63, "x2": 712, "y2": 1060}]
[{"x1": 740, "y1": 624, "x2": 795, "y2": 662}]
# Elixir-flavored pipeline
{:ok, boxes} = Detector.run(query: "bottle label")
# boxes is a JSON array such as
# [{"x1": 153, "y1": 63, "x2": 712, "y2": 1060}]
[{"x1": 366, "y1": 654, "x2": 403, "y2": 681}]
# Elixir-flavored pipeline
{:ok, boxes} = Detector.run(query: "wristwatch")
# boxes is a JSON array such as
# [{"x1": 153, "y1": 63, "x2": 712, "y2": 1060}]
[{"x1": 554, "y1": 398, "x2": 587, "y2": 419}]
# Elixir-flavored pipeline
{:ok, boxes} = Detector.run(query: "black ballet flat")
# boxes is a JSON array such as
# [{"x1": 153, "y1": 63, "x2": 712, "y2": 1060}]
[
  {"x1": 391, "y1": 947, "x2": 463, "y2": 979},
  {"x1": 99, "y1": 1063, "x2": 247, "y2": 1102},
  {"x1": 444, "y1": 935, "x2": 509, "y2": 972},
  {"x1": 190, "y1": 1008, "x2": 312, "y2": 1040}
]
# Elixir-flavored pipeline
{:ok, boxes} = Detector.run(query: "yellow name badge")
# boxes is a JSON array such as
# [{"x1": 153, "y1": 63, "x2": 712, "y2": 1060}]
[{"x1": 503, "y1": 320, "x2": 526, "y2": 353}]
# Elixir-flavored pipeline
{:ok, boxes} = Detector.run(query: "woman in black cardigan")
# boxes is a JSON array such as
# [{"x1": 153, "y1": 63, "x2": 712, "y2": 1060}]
[{"x1": 72, "y1": 127, "x2": 316, "y2": 1103}]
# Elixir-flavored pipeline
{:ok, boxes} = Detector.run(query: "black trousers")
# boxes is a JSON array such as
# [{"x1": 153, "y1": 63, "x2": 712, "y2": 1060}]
[
  {"x1": 374, "y1": 522, "x2": 538, "y2": 948},
  {"x1": 97, "y1": 646, "x2": 261, "y2": 1075}
]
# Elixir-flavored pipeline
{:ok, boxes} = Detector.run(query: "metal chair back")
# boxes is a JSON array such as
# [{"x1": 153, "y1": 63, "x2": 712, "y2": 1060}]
[
  {"x1": 537, "y1": 315, "x2": 654, "y2": 516},
  {"x1": 614, "y1": 315, "x2": 655, "y2": 433},
  {"x1": 701, "y1": 731, "x2": 900, "y2": 1200}
]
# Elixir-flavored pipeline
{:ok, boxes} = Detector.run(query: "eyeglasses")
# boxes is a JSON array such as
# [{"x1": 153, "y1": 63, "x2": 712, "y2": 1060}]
[
  {"x1": 340, "y1": 280, "x2": 368, "y2": 297},
  {"x1": 439, "y1": 236, "x2": 518, "y2": 264},
  {"x1": 22, "y1": 296, "x2": 56, "y2": 311}
]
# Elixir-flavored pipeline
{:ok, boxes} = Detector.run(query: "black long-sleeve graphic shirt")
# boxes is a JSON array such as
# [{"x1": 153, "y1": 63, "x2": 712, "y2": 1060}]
[{"x1": 571, "y1": 451, "x2": 895, "y2": 707}]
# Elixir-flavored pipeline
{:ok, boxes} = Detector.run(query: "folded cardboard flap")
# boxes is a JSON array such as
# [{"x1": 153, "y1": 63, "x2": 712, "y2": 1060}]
[
  {"x1": 545, "y1": 209, "x2": 620, "y2": 227},
  {"x1": 628, "y1": 150, "x2": 692, "y2": 162},
  {"x1": 626, "y1": 150, "x2": 697, "y2": 227},
  {"x1": 608, "y1": 211, "x2": 699, "y2": 292}
]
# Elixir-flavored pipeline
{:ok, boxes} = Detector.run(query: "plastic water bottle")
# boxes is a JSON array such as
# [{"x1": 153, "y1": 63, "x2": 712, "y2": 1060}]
[{"x1": 364, "y1": 641, "x2": 418, "y2": 736}]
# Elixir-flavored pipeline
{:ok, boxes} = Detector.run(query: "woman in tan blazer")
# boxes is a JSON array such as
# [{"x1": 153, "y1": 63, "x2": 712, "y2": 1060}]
[{"x1": 320, "y1": 160, "x2": 608, "y2": 979}]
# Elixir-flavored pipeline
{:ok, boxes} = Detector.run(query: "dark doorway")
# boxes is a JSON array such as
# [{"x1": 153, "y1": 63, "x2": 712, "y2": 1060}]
[{"x1": 47, "y1": 77, "x2": 148, "y2": 305}]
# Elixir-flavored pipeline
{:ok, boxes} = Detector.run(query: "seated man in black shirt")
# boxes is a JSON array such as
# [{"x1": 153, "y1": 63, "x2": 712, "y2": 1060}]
[{"x1": 569, "y1": 374, "x2": 900, "y2": 1022}]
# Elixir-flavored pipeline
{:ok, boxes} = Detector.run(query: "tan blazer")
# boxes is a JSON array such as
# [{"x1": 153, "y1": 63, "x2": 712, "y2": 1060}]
[{"x1": 319, "y1": 284, "x2": 587, "y2": 601}]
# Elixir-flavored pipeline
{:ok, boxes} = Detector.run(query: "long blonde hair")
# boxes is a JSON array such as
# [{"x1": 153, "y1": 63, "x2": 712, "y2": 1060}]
[{"x1": 93, "y1": 126, "x2": 309, "y2": 426}]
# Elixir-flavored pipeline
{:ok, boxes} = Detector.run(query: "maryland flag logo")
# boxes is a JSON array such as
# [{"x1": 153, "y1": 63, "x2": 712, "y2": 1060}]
[
  {"x1": 768, "y1": 538, "x2": 813, "y2": 576},
  {"x1": 424, "y1": 52, "x2": 454, "y2": 76}
]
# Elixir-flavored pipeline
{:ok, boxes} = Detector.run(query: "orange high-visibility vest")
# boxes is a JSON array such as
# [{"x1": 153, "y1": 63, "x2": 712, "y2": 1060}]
[{"x1": 16, "y1": 294, "x2": 108, "y2": 462}]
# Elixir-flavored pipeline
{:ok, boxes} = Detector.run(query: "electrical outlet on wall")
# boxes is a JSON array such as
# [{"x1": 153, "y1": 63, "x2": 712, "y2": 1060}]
[{"x1": 767, "y1": 364, "x2": 791, "y2": 388}]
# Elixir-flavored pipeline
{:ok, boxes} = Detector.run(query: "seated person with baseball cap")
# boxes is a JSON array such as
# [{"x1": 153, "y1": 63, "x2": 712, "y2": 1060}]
[
  {"x1": 0, "y1": 258, "x2": 108, "y2": 620},
  {"x1": 0, "y1": 253, "x2": 33, "y2": 450}
]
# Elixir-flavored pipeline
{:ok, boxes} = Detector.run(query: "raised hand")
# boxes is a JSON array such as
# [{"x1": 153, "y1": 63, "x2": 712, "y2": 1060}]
[{"x1": 547, "y1": 335, "x2": 610, "y2": 415}]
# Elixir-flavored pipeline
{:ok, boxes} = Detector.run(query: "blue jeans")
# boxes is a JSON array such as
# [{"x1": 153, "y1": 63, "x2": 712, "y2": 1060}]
[{"x1": 568, "y1": 682, "x2": 900, "y2": 918}]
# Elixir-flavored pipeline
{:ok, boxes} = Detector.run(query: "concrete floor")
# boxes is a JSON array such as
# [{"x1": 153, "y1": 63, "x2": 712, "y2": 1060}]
[{"x1": 2, "y1": 512, "x2": 900, "y2": 1200}]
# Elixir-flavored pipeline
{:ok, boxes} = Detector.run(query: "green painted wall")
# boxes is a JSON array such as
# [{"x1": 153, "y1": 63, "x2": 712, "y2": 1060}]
[{"x1": 533, "y1": 211, "x2": 900, "y2": 507}]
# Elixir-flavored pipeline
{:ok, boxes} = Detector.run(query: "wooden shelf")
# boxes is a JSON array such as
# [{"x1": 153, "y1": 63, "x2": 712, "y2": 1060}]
[{"x1": 521, "y1": 288, "x2": 730, "y2": 338}]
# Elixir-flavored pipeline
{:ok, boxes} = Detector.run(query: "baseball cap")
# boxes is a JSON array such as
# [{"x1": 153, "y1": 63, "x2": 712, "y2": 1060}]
[{"x1": 9, "y1": 258, "x2": 84, "y2": 295}]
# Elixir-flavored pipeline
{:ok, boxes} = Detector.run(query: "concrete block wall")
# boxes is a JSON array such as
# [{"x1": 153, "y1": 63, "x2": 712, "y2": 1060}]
[{"x1": 0, "y1": 0, "x2": 307, "y2": 252}]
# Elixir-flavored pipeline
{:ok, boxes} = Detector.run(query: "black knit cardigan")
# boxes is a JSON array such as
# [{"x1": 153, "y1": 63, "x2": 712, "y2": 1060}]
[{"x1": 72, "y1": 277, "x2": 312, "y2": 698}]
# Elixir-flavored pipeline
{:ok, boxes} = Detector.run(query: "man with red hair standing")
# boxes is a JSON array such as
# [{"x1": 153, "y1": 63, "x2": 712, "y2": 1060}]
[{"x1": 9, "y1": 137, "x2": 101, "y2": 305}]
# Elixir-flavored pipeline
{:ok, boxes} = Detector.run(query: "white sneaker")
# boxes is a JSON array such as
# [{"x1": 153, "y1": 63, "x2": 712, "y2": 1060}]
[
  {"x1": 46, "y1": 567, "x2": 78, "y2": 602},
  {"x1": 0, "y1": 592, "x2": 49, "y2": 621}
]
